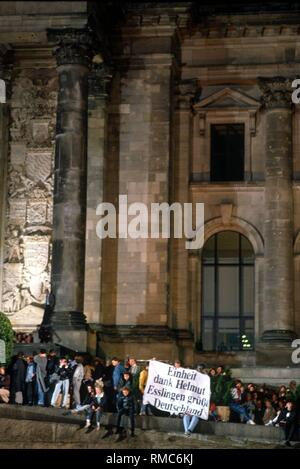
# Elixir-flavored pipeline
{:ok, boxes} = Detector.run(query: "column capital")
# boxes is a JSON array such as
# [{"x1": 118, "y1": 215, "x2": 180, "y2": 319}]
[
  {"x1": 47, "y1": 28, "x2": 99, "y2": 68},
  {"x1": 258, "y1": 76, "x2": 293, "y2": 110},
  {"x1": 175, "y1": 78, "x2": 201, "y2": 110}
]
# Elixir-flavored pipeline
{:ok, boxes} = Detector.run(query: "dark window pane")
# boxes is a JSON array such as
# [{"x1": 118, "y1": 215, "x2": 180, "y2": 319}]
[
  {"x1": 202, "y1": 235, "x2": 215, "y2": 264},
  {"x1": 211, "y1": 124, "x2": 245, "y2": 182},
  {"x1": 203, "y1": 266, "x2": 215, "y2": 315},
  {"x1": 217, "y1": 231, "x2": 239, "y2": 264},
  {"x1": 218, "y1": 266, "x2": 239, "y2": 315},
  {"x1": 242, "y1": 266, "x2": 254, "y2": 315},
  {"x1": 203, "y1": 319, "x2": 214, "y2": 351},
  {"x1": 201, "y1": 231, "x2": 255, "y2": 351},
  {"x1": 217, "y1": 318, "x2": 240, "y2": 351},
  {"x1": 241, "y1": 236, "x2": 255, "y2": 263}
]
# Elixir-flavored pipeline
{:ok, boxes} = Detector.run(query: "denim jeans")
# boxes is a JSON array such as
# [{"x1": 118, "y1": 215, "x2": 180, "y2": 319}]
[
  {"x1": 140, "y1": 402, "x2": 153, "y2": 415},
  {"x1": 183, "y1": 415, "x2": 199, "y2": 433},
  {"x1": 51, "y1": 379, "x2": 70, "y2": 407},
  {"x1": 230, "y1": 403, "x2": 251, "y2": 422},
  {"x1": 36, "y1": 380, "x2": 45, "y2": 406},
  {"x1": 74, "y1": 404, "x2": 90, "y2": 413},
  {"x1": 86, "y1": 408, "x2": 102, "y2": 425}
]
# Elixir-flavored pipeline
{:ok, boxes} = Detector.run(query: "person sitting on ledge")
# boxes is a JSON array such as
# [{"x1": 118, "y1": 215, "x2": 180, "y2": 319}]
[
  {"x1": 183, "y1": 413, "x2": 200, "y2": 437},
  {"x1": 0, "y1": 366, "x2": 10, "y2": 404},
  {"x1": 229, "y1": 380, "x2": 256, "y2": 425}
]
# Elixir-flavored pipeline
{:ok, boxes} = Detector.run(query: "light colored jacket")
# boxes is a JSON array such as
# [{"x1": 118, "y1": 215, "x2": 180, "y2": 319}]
[
  {"x1": 139, "y1": 369, "x2": 148, "y2": 394},
  {"x1": 73, "y1": 363, "x2": 84, "y2": 381}
]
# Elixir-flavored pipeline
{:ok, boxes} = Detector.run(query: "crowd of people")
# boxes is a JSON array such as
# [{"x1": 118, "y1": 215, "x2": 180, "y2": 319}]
[
  {"x1": 207, "y1": 366, "x2": 300, "y2": 446},
  {"x1": 0, "y1": 352, "x2": 299, "y2": 444},
  {"x1": 14, "y1": 332, "x2": 34, "y2": 344},
  {"x1": 0, "y1": 351, "x2": 146, "y2": 440}
]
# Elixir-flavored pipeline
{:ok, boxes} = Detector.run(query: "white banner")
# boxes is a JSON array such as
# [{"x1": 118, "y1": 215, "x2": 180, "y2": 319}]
[{"x1": 143, "y1": 360, "x2": 210, "y2": 420}]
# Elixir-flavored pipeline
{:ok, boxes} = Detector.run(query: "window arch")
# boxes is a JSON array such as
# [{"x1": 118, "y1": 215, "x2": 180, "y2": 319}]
[{"x1": 201, "y1": 231, "x2": 254, "y2": 352}]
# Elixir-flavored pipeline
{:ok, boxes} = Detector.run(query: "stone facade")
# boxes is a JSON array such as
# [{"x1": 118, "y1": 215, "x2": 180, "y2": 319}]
[{"x1": 0, "y1": 2, "x2": 300, "y2": 367}]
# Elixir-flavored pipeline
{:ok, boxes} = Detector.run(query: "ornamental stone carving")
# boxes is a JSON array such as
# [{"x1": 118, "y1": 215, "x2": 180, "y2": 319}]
[
  {"x1": 258, "y1": 76, "x2": 293, "y2": 109},
  {"x1": 2, "y1": 67, "x2": 56, "y2": 325}
]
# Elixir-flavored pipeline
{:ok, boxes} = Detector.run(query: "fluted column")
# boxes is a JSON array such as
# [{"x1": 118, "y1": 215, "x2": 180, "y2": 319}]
[
  {"x1": 47, "y1": 29, "x2": 97, "y2": 337},
  {"x1": 258, "y1": 77, "x2": 296, "y2": 343}
]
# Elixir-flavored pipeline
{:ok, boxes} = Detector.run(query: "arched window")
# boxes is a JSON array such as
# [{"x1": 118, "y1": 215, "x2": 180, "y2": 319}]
[{"x1": 202, "y1": 231, "x2": 254, "y2": 352}]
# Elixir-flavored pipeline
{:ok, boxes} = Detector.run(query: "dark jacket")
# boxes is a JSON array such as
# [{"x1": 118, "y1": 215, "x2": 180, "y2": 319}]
[
  {"x1": 280, "y1": 409, "x2": 298, "y2": 425},
  {"x1": 47, "y1": 356, "x2": 59, "y2": 376},
  {"x1": 82, "y1": 392, "x2": 95, "y2": 406},
  {"x1": 10, "y1": 357, "x2": 26, "y2": 393},
  {"x1": 94, "y1": 363, "x2": 105, "y2": 381},
  {"x1": 56, "y1": 365, "x2": 72, "y2": 381},
  {"x1": 117, "y1": 393, "x2": 135, "y2": 413},
  {"x1": 91, "y1": 393, "x2": 106, "y2": 411},
  {"x1": 118, "y1": 377, "x2": 132, "y2": 392}
]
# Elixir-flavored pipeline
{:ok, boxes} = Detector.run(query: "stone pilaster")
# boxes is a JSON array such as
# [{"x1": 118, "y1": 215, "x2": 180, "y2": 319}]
[
  {"x1": 169, "y1": 80, "x2": 199, "y2": 334},
  {"x1": 258, "y1": 77, "x2": 296, "y2": 346},
  {"x1": 84, "y1": 63, "x2": 112, "y2": 329},
  {"x1": 47, "y1": 28, "x2": 97, "y2": 349}
]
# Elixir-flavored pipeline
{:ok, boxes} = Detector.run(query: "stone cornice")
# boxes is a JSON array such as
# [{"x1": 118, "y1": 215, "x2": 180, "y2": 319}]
[
  {"x1": 258, "y1": 76, "x2": 294, "y2": 109},
  {"x1": 122, "y1": 3, "x2": 190, "y2": 29},
  {"x1": 190, "y1": 182, "x2": 265, "y2": 192},
  {"x1": 47, "y1": 28, "x2": 99, "y2": 68},
  {"x1": 188, "y1": 24, "x2": 300, "y2": 39}
]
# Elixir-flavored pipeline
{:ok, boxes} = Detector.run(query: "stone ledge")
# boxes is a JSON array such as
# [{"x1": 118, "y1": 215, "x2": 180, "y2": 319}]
[{"x1": 0, "y1": 405, "x2": 286, "y2": 442}]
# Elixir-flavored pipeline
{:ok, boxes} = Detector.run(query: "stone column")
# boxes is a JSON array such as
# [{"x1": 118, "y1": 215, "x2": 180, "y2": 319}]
[
  {"x1": 47, "y1": 29, "x2": 97, "y2": 349},
  {"x1": 258, "y1": 77, "x2": 296, "y2": 345}
]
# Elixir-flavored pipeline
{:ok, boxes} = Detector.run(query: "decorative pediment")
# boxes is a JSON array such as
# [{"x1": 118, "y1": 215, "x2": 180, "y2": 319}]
[
  {"x1": 193, "y1": 87, "x2": 260, "y2": 111},
  {"x1": 193, "y1": 87, "x2": 261, "y2": 136}
]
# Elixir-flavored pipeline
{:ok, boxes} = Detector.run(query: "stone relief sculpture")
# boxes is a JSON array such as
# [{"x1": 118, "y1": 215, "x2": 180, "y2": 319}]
[
  {"x1": 6, "y1": 228, "x2": 23, "y2": 263},
  {"x1": 2, "y1": 68, "x2": 57, "y2": 332}
]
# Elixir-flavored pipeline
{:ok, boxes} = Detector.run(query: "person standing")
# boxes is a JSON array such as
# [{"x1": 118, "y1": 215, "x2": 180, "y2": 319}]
[
  {"x1": 45, "y1": 349, "x2": 59, "y2": 406},
  {"x1": 34, "y1": 349, "x2": 48, "y2": 406},
  {"x1": 116, "y1": 387, "x2": 136, "y2": 440},
  {"x1": 51, "y1": 357, "x2": 71, "y2": 409},
  {"x1": 25, "y1": 356, "x2": 36, "y2": 405},
  {"x1": 139, "y1": 363, "x2": 152, "y2": 416},
  {"x1": 10, "y1": 352, "x2": 26, "y2": 405},
  {"x1": 112, "y1": 358, "x2": 125, "y2": 391},
  {"x1": 72, "y1": 356, "x2": 84, "y2": 407},
  {"x1": 39, "y1": 288, "x2": 55, "y2": 343}
]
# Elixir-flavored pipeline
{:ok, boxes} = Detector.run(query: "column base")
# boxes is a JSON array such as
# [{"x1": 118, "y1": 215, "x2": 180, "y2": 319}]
[
  {"x1": 50, "y1": 311, "x2": 87, "y2": 352},
  {"x1": 261, "y1": 329, "x2": 297, "y2": 343}
]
